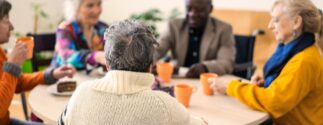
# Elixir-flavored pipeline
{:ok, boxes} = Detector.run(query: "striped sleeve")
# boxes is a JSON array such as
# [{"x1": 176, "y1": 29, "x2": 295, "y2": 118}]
[{"x1": 58, "y1": 105, "x2": 68, "y2": 125}]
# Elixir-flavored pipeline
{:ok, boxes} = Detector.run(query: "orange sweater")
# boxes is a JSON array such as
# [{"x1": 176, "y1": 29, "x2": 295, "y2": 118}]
[{"x1": 0, "y1": 48, "x2": 45, "y2": 125}]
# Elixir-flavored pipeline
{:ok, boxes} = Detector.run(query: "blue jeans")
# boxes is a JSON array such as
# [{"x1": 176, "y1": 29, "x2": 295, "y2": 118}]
[{"x1": 9, "y1": 118, "x2": 43, "y2": 125}]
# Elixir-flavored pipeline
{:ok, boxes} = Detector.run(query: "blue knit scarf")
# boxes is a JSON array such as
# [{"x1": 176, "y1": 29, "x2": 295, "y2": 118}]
[{"x1": 263, "y1": 33, "x2": 315, "y2": 88}]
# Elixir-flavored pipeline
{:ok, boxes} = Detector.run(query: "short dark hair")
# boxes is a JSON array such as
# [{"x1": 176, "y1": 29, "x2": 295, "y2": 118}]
[{"x1": 0, "y1": 0, "x2": 11, "y2": 20}]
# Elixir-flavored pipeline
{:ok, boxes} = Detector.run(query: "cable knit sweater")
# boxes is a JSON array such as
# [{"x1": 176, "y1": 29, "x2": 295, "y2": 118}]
[{"x1": 58, "y1": 70, "x2": 205, "y2": 125}]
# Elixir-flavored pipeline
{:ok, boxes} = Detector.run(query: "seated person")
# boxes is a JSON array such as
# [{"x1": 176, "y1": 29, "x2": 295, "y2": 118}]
[
  {"x1": 58, "y1": 20, "x2": 207, "y2": 125},
  {"x1": 155, "y1": 0, "x2": 235, "y2": 78},
  {"x1": 50, "y1": 0, "x2": 108, "y2": 70},
  {"x1": 0, "y1": 1, "x2": 76, "y2": 124},
  {"x1": 211, "y1": 0, "x2": 323, "y2": 124}
]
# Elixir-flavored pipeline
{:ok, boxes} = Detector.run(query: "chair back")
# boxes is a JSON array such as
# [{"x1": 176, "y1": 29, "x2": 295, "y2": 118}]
[
  {"x1": 27, "y1": 33, "x2": 56, "y2": 71},
  {"x1": 233, "y1": 35, "x2": 256, "y2": 79}
]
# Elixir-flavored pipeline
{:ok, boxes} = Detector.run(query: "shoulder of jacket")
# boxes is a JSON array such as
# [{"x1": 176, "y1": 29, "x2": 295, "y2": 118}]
[
  {"x1": 293, "y1": 46, "x2": 322, "y2": 65},
  {"x1": 168, "y1": 18, "x2": 186, "y2": 28}
]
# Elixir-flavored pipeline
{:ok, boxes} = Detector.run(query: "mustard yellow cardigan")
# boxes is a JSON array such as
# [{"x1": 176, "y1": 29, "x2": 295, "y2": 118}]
[{"x1": 227, "y1": 45, "x2": 323, "y2": 125}]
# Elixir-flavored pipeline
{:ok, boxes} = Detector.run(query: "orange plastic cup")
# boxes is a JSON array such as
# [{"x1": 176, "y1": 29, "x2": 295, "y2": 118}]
[
  {"x1": 156, "y1": 62, "x2": 173, "y2": 83},
  {"x1": 16, "y1": 36, "x2": 34, "y2": 59},
  {"x1": 200, "y1": 73, "x2": 218, "y2": 96},
  {"x1": 175, "y1": 83, "x2": 196, "y2": 108}
]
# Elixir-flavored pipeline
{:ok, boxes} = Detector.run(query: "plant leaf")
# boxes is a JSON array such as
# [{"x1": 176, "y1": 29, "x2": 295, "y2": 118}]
[{"x1": 40, "y1": 11, "x2": 48, "y2": 18}]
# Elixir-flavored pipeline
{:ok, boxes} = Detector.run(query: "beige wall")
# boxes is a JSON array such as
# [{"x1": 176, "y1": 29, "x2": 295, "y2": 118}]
[
  {"x1": 3, "y1": 0, "x2": 65, "y2": 48},
  {"x1": 4, "y1": 0, "x2": 323, "y2": 48},
  {"x1": 7, "y1": 0, "x2": 323, "y2": 34}
]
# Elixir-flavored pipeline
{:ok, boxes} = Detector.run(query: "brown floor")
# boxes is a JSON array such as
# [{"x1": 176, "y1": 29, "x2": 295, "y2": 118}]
[{"x1": 9, "y1": 92, "x2": 30, "y2": 121}]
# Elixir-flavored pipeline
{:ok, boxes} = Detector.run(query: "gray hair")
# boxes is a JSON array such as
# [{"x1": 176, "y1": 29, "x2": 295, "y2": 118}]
[
  {"x1": 104, "y1": 20, "x2": 159, "y2": 72},
  {"x1": 273, "y1": 0, "x2": 323, "y2": 51},
  {"x1": 64, "y1": 0, "x2": 81, "y2": 20}
]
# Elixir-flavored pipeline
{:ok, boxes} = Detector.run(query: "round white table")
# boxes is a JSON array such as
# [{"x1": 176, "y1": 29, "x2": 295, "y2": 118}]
[{"x1": 29, "y1": 71, "x2": 269, "y2": 125}]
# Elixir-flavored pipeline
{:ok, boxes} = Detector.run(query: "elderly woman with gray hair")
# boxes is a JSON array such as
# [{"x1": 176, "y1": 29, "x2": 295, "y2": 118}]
[
  {"x1": 211, "y1": 0, "x2": 323, "y2": 124},
  {"x1": 58, "y1": 20, "x2": 207, "y2": 125}
]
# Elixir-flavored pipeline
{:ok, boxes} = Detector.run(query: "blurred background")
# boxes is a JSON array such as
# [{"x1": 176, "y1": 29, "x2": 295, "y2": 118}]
[
  {"x1": 6, "y1": 0, "x2": 322, "y2": 47},
  {"x1": 6, "y1": 0, "x2": 323, "y2": 120}
]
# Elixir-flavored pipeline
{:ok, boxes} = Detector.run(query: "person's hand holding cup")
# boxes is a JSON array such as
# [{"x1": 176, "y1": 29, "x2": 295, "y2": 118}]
[
  {"x1": 200, "y1": 73, "x2": 218, "y2": 96},
  {"x1": 7, "y1": 38, "x2": 32, "y2": 66},
  {"x1": 15, "y1": 36, "x2": 34, "y2": 59}
]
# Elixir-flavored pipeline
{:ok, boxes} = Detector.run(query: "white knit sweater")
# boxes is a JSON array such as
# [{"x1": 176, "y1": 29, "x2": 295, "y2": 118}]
[{"x1": 58, "y1": 70, "x2": 205, "y2": 125}]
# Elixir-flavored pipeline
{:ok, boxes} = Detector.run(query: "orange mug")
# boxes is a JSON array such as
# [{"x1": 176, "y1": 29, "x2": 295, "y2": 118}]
[
  {"x1": 156, "y1": 62, "x2": 173, "y2": 83},
  {"x1": 174, "y1": 83, "x2": 196, "y2": 108},
  {"x1": 200, "y1": 73, "x2": 218, "y2": 96},
  {"x1": 16, "y1": 36, "x2": 34, "y2": 59}
]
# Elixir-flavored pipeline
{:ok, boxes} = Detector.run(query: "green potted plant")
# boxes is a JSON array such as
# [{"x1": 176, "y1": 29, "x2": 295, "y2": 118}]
[
  {"x1": 129, "y1": 8, "x2": 163, "y2": 37},
  {"x1": 129, "y1": 8, "x2": 182, "y2": 38},
  {"x1": 31, "y1": 3, "x2": 49, "y2": 34}
]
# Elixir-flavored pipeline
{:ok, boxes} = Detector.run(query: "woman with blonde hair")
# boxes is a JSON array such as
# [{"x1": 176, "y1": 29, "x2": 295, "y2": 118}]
[
  {"x1": 211, "y1": 0, "x2": 323, "y2": 124},
  {"x1": 50, "y1": 0, "x2": 108, "y2": 70}
]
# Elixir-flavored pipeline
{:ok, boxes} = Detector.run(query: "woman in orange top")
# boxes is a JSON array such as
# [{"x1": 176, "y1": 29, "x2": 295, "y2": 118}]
[{"x1": 0, "y1": 1, "x2": 76, "y2": 125}]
